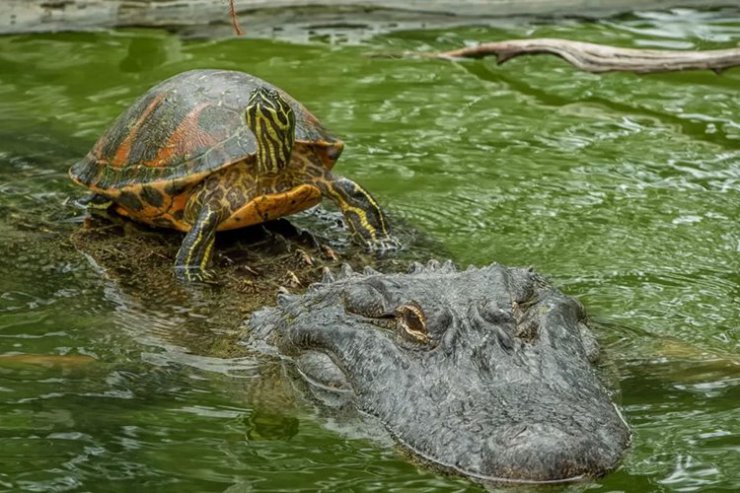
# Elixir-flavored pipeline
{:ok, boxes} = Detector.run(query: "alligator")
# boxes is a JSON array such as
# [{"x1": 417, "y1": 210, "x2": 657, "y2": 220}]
[
  {"x1": 68, "y1": 209, "x2": 630, "y2": 485},
  {"x1": 245, "y1": 259, "x2": 632, "y2": 485}
]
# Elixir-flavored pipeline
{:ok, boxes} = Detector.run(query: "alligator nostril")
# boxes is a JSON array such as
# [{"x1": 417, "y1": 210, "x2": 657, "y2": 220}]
[
  {"x1": 478, "y1": 300, "x2": 515, "y2": 326},
  {"x1": 472, "y1": 301, "x2": 515, "y2": 352}
]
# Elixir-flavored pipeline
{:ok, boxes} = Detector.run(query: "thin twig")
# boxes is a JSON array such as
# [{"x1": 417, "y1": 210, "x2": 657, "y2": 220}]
[{"x1": 229, "y1": 0, "x2": 244, "y2": 36}]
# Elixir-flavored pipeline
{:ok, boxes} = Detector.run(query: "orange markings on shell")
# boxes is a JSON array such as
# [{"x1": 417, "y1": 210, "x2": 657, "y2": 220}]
[
  {"x1": 112, "y1": 185, "x2": 321, "y2": 234},
  {"x1": 113, "y1": 188, "x2": 192, "y2": 232},
  {"x1": 111, "y1": 91, "x2": 167, "y2": 168},
  {"x1": 147, "y1": 102, "x2": 217, "y2": 168}
]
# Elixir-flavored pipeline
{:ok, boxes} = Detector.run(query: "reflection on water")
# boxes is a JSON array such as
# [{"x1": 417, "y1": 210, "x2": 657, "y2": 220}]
[{"x1": 0, "y1": 7, "x2": 738, "y2": 492}]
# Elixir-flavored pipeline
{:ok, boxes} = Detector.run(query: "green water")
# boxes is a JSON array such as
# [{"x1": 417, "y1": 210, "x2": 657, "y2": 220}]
[{"x1": 1, "y1": 7, "x2": 738, "y2": 492}]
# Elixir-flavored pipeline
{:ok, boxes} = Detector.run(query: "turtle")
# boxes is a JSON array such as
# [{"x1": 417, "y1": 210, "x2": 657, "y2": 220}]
[{"x1": 69, "y1": 69, "x2": 394, "y2": 282}]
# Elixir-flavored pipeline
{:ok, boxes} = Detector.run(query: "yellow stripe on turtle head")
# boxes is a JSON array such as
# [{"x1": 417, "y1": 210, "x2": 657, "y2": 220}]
[{"x1": 245, "y1": 87, "x2": 296, "y2": 174}]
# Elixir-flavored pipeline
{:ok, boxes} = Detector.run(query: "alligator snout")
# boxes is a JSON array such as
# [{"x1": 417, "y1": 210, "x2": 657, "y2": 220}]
[{"x1": 474, "y1": 417, "x2": 628, "y2": 484}]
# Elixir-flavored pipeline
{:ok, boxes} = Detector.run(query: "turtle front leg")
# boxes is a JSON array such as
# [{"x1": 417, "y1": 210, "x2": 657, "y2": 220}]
[
  {"x1": 319, "y1": 174, "x2": 397, "y2": 251},
  {"x1": 175, "y1": 201, "x2": 225, "y2": 283}
]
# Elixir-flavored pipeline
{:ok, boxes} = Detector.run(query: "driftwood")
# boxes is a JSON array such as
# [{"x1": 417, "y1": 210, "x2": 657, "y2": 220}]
[{"x1": 420, "y1": 38, "x2": 740, "y2": 74}]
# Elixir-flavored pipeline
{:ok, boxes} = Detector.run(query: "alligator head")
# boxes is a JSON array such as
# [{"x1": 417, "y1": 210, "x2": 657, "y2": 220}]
[{"x1": 245, "y1": 261, "x2": 631, "y2": 485}]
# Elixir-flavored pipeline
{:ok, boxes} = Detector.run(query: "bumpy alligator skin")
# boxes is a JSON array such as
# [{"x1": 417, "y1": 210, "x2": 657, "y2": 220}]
[{"x1": 245, "y1": 260, "x2": 631, "y2": 484}]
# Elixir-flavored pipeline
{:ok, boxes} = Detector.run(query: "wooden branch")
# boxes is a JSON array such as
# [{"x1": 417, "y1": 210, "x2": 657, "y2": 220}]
[{"x1": 423, "y1": 38, "x2": 740, "y2": 74}]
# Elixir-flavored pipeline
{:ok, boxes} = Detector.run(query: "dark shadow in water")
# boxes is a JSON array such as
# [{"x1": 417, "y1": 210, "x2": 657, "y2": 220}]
[{"x1": 458, "y1": 61, "x2": 739, "y2": 150}]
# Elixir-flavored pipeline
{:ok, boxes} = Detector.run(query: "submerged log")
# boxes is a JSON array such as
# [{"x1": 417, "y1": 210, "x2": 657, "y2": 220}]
[{"x1": 420, "y1": 38, "x2": 740, "y2": 74}]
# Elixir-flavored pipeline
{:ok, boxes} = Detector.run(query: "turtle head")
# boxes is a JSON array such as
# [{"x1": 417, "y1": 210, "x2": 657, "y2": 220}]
[{"x1": 245, "y1": 87, "x2": 296, "y2": 173}]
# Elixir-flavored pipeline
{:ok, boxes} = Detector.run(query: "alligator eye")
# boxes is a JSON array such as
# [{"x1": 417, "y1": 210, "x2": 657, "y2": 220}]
[
  {"x1": 394, "y1": 301, "x2": 430, "y2": 344},
  {"x1": 343, "y1": 284, "x2": 388, "y2": 318}
]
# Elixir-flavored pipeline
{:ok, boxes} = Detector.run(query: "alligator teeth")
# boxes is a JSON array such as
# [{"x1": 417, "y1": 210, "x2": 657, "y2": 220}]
[
  {"x1": 363, "y1": 266, "x2": 380, "y2": 276},
  {"x1": 277, "y1": 292, "x2": 298, "y2": 306},
  {"x1": 407, "y1": 259, "x2": 457, "y2": 274},
  {"x1": 339, "y1": 263, "x2": 354, "y2": 278},
  {"x1": 321, "y1": 267, "x2": 335, "y2": 283}
]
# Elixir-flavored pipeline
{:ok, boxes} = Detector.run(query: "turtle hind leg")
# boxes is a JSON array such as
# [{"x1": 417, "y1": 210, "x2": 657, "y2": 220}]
[
  {"x1": 318, "y1": 174, "x2": 398, "y2": 252},
  {"x1": 175, "y1": 200, "x2": 224, "y2": 283}
]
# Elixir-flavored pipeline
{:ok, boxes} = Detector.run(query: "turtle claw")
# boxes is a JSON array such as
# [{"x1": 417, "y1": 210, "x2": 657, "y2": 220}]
[
  {"x1": 175, "y1": 266, "x2": 218, "y2": 285},
  {"x1": 366, "y1": 235, "x2": 402, "y2": 254}
]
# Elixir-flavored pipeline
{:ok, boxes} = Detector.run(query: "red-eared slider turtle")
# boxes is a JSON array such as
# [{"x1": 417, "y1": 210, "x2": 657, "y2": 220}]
[{"x1": 70, "y1": 69, "x2": 393, "y2": 282}]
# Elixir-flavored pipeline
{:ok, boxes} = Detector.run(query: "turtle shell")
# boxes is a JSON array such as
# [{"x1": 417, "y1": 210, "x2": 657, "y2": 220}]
[{"x1": 69, "y1": 69, "x2": 344, "y2": 195}]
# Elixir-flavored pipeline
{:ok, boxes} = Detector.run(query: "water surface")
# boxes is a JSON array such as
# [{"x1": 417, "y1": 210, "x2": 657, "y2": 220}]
[{"x1": 0, "y1": 7, "x2": 738, "y2": 492}]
